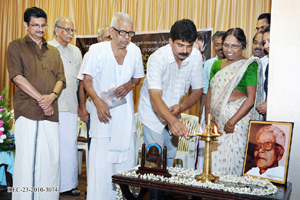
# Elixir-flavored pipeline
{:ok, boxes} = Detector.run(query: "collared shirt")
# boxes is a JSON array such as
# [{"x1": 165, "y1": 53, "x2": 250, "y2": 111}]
[
  {"x1": 48, "y1": 38, "x2": 82, "y2": 114},
  {"x1": 6, "y1": 35, "x2": 66, "y2": 122},
  {"x1": 82, "y1": 41, "x2": 144, "y2": 137},
  {"x1": 203, "y1": 55, "x2": 219, "y2": 94},
  {"x1": 137, "y1": 44, "x2": 204, "y2": 134}
]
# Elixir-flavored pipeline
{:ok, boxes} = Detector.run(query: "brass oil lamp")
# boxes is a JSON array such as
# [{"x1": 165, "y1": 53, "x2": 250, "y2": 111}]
[{"x1": 194, "y1": 113, "x2": 220, "y2": 183}]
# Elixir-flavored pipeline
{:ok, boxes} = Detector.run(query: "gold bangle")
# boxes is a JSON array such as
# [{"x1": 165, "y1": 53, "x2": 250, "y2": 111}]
[{"x1": 225, "y1": 122, "x2": 234, "y2": 129}]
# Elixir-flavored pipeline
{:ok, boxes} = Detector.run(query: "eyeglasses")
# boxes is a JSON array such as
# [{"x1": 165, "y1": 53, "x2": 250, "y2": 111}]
[
  {"x1": 56, "y1": 26, "x2": 77, "y2": 34},
  {"x1": 222, "y1": 43, "x2": 241, "y2": 50},
  {"x1": 29, "y1": 23, "x2": 48, "y2": 29},
  {"x1": 253, "y1": 142, "x2": 283, "y2": 151},
  {"x1": 112, "y1": 27, "x2": 135, "y2": 37}
]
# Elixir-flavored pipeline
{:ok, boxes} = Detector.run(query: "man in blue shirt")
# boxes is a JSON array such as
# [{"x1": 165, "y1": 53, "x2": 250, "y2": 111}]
[{"x1": 199, "y1": 31, "x2": 225, "y2": 122}]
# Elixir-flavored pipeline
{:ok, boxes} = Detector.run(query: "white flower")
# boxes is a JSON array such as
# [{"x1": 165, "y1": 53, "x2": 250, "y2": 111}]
[
  {"x1": 0, "y1": 127, "x2": 4, "y2": 131},
  {"x1": 0, "y1": 134, "x2": 6, "y2": 143}
]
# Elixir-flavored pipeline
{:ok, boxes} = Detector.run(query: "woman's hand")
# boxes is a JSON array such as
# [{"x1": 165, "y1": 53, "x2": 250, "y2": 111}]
[
  {"x1": 256, "y1": 102, "x2": 267, "y2": 115},
  {"x1": 224, "y1": 120, "x2": 235, "y2": 134}
]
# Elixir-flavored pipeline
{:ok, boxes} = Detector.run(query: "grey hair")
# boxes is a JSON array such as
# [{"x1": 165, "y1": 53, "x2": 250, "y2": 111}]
[
  {"x1": 110, "y1": 12, "x2": 133, "y2": 28},
  {"x1": 212, "y1": 31, "x2": 225, "y2": 43},
  {"x1": 256, "y1": 125, "x2": 286, "y2": 148},
  {"x1": 53, "y1": 16, "x2": 73, "y2": 36},
  {"x1": 97, "y1": 25, "x2": 110, "y2": 39}
]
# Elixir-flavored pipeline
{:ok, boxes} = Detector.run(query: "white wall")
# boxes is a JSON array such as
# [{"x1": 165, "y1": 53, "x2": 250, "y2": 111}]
[{"x1": 268, "y1": 1, "x2": 300, "y2": 199}]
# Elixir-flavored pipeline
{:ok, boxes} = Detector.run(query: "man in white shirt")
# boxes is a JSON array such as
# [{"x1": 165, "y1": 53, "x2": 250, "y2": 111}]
[
  {"x1": 77, "y1": 24, "x2": 112, "y2": 198},
  {"x1": 246, "y1": 125, "x2": 286, "y2": 182},
  {"x1": 77, "y1": 25, "x2": 112, "y2": 138},
  {"x1": 82, "y1": 12, "x2": 144, "y2": 199},
  {"x1": 48, "y1": 16, "x2": 82, "y2": 196},
  {"x1": 138, "y1": 19, "x2": 204, "y2": 167}
]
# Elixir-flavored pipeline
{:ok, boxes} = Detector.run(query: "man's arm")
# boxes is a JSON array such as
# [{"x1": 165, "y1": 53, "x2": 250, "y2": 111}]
[
  {"x1": 114, "y1": 78, "x2": 141, "y2": 100},
  {"x1": 38, "y1": 80, "x2": 64, "y2": 109},
  {"x1": 13, "y1": 75, "x2": 45, "y2": 101},
  {"x1": 83, "y1": 74, "x2": 111, "y2": 123},
  {"x1": 78, "y1": 80, "x2": 89, "y2": 123},
  {"x1": 149, "y1": 89, "x2": 188, "y2": 136},
  {"x1": 170, "y1": 88, "x2": 202, "y2": 116}
]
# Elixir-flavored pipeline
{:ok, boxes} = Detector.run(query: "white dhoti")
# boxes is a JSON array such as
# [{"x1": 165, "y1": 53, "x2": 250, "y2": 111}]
[
  {"x1": 87, "y1": 133, "x2": 135, "y2": 200},
  {"x1": 12, "y1": 116, "x2": 60, "y2": 200},
  {"x1": 58, "y1": 111, "x2": 78, "y2": 192}
]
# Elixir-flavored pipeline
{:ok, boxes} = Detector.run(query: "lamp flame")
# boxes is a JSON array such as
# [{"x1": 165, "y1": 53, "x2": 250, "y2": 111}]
[
  {"x1": 199, "y1": 126, "x2": 203, "y2": 134},
  {"x1": 214, "y1": 125, "x2": 218, "y2": 134}
]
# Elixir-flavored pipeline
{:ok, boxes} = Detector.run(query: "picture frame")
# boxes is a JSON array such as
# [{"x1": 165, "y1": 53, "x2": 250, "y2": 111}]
[
  {"x1": 243, "y1": 121, "x2": 293, "y2": 184},
  {"x1": 145, "y1": 143, "x2": 162, "y2": 169}
]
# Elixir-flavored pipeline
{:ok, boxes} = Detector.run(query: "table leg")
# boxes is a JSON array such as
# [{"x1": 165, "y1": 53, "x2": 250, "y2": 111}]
[
  {"x1": 137, "y1": 188, "x2": 147, "y2": 200},
  {"x1": 119, "y1": 184, "x2": 147, "y2": 200},
  {"x1": 119, "y1": 184, "x2": 137, "y2": 200}
]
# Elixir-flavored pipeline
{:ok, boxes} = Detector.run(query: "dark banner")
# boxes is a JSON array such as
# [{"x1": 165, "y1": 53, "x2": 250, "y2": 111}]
[{"x1": 75, "y1": 29, "x2": 212, "y2": 73}]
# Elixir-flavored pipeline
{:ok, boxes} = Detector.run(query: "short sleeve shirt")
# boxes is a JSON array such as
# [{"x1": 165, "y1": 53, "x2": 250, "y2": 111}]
[
  {"x1": 137, "y1": 44, "x2": 204, "y2": 134},
  {"x1": 6, "y1": 35, "x2": 66, "y2": 122}
]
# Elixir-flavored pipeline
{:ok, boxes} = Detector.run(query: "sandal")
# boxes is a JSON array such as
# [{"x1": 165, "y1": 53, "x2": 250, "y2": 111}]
[{"x1": 61, "y1": 187, "x2": 80, "y2": 196}]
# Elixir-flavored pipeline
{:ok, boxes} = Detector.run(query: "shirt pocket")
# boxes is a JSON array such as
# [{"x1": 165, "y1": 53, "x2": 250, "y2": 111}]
[{"x1": 183, "y1": 78, "x2": 191, "y2": 95}]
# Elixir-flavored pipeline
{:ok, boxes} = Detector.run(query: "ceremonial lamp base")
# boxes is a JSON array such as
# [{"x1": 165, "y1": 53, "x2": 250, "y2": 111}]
[{"x1": 195, "y1": 113, "x2": 220, "y2": 183}]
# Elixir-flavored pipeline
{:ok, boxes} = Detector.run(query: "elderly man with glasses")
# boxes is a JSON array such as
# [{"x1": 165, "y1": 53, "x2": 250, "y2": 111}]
[
  {"x1": 246, "y1": 125, "x2": 286, "y2": 181},
  {"x1": 82, "y1": 12, "x2": 144, "y2": 199},
  {"x1": 48, "y1": 17, "x2": 83, "y2": 196},
  {"x1": 6, "y1": 7, "x2": 65, "y2": 200}
]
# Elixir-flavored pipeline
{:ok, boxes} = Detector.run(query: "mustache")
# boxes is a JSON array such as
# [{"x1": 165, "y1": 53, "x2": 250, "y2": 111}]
[
  {"x1": 216, "y1": 49, "x2": 223, "y2": 53},
  {"x1": 35, "y1": 31, "x2": 44, "y2": 34},
  {"x1": 254, "y1": 48, "x2": 262, "y2": 51},
  {"x1": 179, "y1": 52, "x2": 189, "y2": 56}
]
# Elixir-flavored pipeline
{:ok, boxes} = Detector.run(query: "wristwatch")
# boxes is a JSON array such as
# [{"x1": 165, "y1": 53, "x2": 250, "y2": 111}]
[{"x1": 51, "y1": 91, "x2": 58, "y2": 99}]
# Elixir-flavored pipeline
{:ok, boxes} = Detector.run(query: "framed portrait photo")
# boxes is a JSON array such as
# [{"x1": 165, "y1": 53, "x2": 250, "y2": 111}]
[
  {"x1": 145, "y1": 143, "x2": 162, "y2": 169},
  {"x1": 243, "y1": 121, "x2": 293, "y2": 184}
]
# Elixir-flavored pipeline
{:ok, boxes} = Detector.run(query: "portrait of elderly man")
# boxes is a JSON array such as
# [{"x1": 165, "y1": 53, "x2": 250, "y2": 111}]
[{"x1": 246, "y1": 125, "x2": 286, "y2": 181}]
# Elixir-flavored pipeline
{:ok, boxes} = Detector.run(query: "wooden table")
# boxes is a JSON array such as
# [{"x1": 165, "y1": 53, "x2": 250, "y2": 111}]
[{"x1": 112, "y1": 174, "x2": 292, "y2": 200}]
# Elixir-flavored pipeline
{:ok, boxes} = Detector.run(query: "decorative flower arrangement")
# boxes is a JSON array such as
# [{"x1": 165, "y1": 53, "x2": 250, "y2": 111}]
[
  {"x1": 115, "y1": 166, "x2": 278, "y2": 199},
  {"x1": 0, "y1": 87, "x2": 15, "y2": 152}
]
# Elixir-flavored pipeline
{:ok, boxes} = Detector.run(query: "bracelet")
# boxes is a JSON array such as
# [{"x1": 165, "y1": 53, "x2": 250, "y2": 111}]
[
  {"x1": 130, "y1": 80, "x2": 135, "y2": 88},
  {"x1": 225, "y1": 122, "x2": 234, "y2": 129},
  {"x1": 51, "y1": 91, "x2": 58, "y2": 99}
]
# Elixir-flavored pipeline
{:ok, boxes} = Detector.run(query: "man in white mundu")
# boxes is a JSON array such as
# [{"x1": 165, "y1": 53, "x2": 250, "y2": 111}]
[
  {"x1": 6, "y1": 7, "x2": 65, "y2": 200},
  {"x1": 48, "y1": 16, "x2": 83, "y2": 196},
  {"x1": 82, "y1": 12, "x2": 144, "y2": 199}
]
